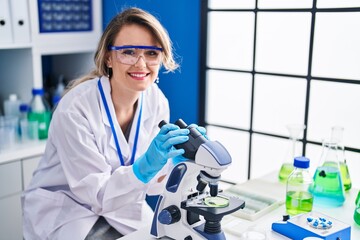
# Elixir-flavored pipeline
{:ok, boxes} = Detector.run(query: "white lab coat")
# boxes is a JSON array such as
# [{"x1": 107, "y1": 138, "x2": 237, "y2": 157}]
[{"x1": 22, "y1": 76, "x2": 173, "y2": 240}]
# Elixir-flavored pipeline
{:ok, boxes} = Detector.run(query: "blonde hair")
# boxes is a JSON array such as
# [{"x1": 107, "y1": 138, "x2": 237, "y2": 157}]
[{"x1": 64, "y1": 7, "x2": 178, "y2": 94}]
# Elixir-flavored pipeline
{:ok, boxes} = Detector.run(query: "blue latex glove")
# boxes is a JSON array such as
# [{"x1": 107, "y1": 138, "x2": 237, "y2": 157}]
[
  {"x1": 133, "y1": 123, "x2": 190, "y2": 183},
  {"x1": 172, "y1": 124, "x2": 208, "y2": 165}
]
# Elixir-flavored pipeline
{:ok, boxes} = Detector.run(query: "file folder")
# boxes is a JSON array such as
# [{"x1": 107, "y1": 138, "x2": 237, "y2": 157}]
[
  {"x1": 0, "y1": 0, "x2": 13, "y2": 44},
  {"x1": 10, "y1": 0, "x2": 31, "y2": 43}
]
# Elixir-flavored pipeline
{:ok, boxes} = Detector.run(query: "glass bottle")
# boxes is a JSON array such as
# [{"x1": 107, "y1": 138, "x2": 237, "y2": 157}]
[
  {"x1": 19, "y1": 103, "x2": 29, "y2": 141},
  {"x1": 4, "y1": 93, "x2": 21, "y2": 117},
  {"x1": 52, "y1": 74, "x2": 65, "y2": 109},
  {"x1": 330, "y1": 126, "x2": 352, "y2": 191},
  {"x1": 286, "y1": 156, "x2": 313, "y2": 216},
  {"x1": 28, "y1": 88, "x2": 51, "y2": 140},
  {"x1": 309, "y1": 141, "x2": 345, "y2": 207},
  {"x1": 278, "y1": 124, "x2": 306, "y2": 183},
  {"x1": 19, "y1": 103, "x2": 28, "y2": 121}
]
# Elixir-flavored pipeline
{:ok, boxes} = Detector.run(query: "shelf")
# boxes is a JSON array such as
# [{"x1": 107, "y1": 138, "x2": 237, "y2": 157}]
[
  {"x1": 0, "y1": 43, "x2": 32, "y2": 50},
  {"x1": 28, "y1": 0, "x2": 102, "y2": 56},
  {"x1": 38, "y1": 44, "x2": 98, "y2": 55}
]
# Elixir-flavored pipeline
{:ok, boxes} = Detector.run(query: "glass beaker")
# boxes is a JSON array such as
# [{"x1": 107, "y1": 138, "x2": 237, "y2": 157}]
[
  {"x1": 278, "y1": 124, "x2": 306, "y2": 183},
  {"x1": 309, "y1": 141, "x2": 345, "y2": 207},
  {"x1": 0, "y1": 116, "x2": 18, "y2": 151},
  {"x1": 330, "y1": 126, "x2": 352, "y2": 191}
]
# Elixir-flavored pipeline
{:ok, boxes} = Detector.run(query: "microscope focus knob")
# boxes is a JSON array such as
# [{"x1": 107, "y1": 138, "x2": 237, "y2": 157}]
[{"x1": 158, "y1": 205, "x2": 181, "y2": 225}]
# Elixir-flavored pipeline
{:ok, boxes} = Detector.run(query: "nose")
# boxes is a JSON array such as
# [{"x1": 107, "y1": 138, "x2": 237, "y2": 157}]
[{"x1": 134, "y1": 55, "x2": 147, "y2": 67}]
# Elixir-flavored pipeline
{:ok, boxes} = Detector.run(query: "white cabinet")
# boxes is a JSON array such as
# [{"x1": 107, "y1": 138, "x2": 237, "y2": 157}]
[
  {"x1": 0, "y1": 0, "x2": 102, "y2": 110},
  {"x1": 0, "y1": 161, "x2": 23, "y2": 240},
  {"x1": 28, "y1": 0, "x2": 102, "y2": 89},
  {"x1": 0, "y1": 161, "x2": 22, "y2": 196},
  {"x1": 0, "y1": 141, "x2": 45, "y2": 239},
  {"x1": 0, "y1": 1, "x2": 102, "y2": 238},
  {"x1": 0, "y1": 193, "x2": 23, "y2": 240}
]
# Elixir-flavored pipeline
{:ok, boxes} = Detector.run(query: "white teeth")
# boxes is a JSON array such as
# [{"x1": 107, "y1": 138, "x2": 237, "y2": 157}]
[{"x1": 130, "y1": 73, "x2": 147, "y2": 77}]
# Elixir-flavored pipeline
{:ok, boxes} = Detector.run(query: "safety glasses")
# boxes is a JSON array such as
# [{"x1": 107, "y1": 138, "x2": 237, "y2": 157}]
[{"x1": 108, "y1": 45, "x2": 163, "y2": 66}]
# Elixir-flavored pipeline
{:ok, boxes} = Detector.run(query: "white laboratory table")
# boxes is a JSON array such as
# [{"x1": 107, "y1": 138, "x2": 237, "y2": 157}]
[
  {"x1": 0, "y1": 140, "x2": 46, "y2": 164},
  {"x1": 120, "y1": 172, "x2": 360, "y2": 240}
]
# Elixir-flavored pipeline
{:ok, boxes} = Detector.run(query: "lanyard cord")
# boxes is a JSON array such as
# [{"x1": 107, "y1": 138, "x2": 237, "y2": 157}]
[{"x1": 98, "y1": 79, "x2": 143, "y2": 166}]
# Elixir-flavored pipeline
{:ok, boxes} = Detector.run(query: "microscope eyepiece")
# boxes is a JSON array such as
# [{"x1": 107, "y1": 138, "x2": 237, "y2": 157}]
[
  {"x1": 158, "y1": 119, "x2": 207, "y2": 160},
  {"x1": 158, "y1": 120, "x2": 167, "y2": 128},
  {"x1": 175, "y1": 119, "x2": 188, "y2": 129}
]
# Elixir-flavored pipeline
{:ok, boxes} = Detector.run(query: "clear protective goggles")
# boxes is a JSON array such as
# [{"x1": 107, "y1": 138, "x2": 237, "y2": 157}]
[{"x1": 108, "y1": 45, "x2": 163, "y2": 66}]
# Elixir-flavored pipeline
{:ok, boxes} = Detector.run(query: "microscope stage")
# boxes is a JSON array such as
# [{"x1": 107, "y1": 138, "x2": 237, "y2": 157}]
[{"x1": 181, "y1": 194, "x2": 245, "y2": 221}]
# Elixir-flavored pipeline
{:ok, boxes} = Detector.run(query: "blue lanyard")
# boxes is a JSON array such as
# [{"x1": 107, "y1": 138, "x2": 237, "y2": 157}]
[{"x1": 98, "y1": 79, "x2": 143, "y2": 166}]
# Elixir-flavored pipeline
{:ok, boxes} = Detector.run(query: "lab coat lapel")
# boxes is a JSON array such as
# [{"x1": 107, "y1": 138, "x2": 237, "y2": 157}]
[
  {"x1": 132, "y1": 93, "x2": 155, "y2": 160},
  {"x1": 126, "y1": 94, "x2": 141, "y2": 164},
  {"x1": 127, "y1": 92, "x2": 154, "y2": 163},
  {"x1": 98, "y1": 77, "x2": 130, "y2": 161}
]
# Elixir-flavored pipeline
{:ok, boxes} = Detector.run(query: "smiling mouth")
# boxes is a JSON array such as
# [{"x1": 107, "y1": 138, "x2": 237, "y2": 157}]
[{"x1": 129, "y1": 73, "x2": 150, "y2": 78}]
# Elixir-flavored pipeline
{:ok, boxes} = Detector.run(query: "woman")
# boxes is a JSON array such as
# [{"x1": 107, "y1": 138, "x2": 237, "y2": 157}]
[{"x1": 22, "y1": 7, "x2": 197, "y2": 239}]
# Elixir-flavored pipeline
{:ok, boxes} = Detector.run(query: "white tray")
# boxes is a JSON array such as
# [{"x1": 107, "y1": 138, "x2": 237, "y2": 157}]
[{"x1": 224, "y1": 178, "x2": 285, "y2": 221}]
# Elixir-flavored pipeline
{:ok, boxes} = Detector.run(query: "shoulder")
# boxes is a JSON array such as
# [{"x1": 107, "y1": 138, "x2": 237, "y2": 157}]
[
  {"x1": 56, "y1": 78, "x2": 99, "y2": 113},
  {"x1": 64, "y1": 78, "x2": 98, "y2": 100},
  {"x1": 49, "y1": 77, "x2": 101, "y2": 138},
  {"x1": 51, "y1": 77, "x2": 102, "y2": 128}
]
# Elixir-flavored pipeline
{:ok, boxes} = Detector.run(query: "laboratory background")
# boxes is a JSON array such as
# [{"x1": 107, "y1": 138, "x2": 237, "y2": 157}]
[{"x1": 0, "y1": 0, "x2": 360, "y2": 239}]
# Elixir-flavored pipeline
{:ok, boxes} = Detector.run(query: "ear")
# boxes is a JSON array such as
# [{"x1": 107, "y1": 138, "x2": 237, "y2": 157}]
[{"x1": 105, "y1": 53, "x2": 112, "y2": 68}]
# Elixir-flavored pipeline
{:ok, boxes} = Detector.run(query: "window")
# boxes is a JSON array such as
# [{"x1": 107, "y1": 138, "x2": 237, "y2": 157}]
[{"x1": 200, "y1": 0, "x2": 360, "y2": 187}]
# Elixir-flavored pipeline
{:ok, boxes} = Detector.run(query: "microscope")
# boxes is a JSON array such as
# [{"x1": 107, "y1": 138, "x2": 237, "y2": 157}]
[{"x1": 150, "y1": 119, "x2": 245, "y2": 240}]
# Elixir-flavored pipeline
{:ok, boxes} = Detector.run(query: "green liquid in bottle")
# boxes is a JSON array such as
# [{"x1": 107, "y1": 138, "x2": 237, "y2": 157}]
[
  {"x1": 279, "y1": 163, "x2": 294, "y2": 183},
  {"x1": 339, "y1": 162, "x2": 352, "y2": 191},
  {"x1": 354, "y1": 208, "x2": 360, "y2": 225},
  {"x1": 28, "y1": 111, "x2": 51, "y2": 140},
  {"x1": 286, "y1": 191, "x2": 313, "y2": 216},
  {"x1": 310, "y1": 166, "x2": 345, "y2": 207}
]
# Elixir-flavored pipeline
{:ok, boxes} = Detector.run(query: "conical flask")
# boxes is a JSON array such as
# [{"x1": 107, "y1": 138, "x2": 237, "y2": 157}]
[
  {"x1": 278, "y1": 124, "x2": 306, "y2": 183},
  {"x1": 356, "y1": 190, "x2": 360, "y2": 206},
  {"x1": 354, "y1": 190, "x2": 360, "y2": 225},
  {"x1": 331, "y1": 126, "x2": 352, "y2": 191},
  {"x1": 309, "y1": 141, "x2": 345, "y2": 207}
]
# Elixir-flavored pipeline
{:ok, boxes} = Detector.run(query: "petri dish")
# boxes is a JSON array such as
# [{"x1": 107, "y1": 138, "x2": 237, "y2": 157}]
[{"x1": 204, "y1": 196, "x2": 229, "y2": 207}]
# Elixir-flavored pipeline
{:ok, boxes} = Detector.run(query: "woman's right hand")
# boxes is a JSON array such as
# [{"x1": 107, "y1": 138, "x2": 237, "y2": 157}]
[{"x1": 132, "y1": 123, "x2": 189, "y2": 183}]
